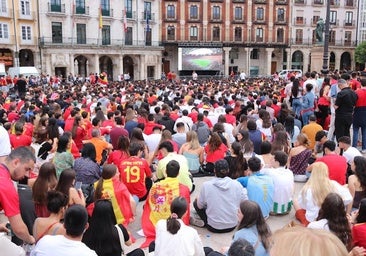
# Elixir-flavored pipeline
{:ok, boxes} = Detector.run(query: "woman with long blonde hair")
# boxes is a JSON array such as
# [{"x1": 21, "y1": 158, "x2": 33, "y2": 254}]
[
  {"x1": 293, "y1": 162, "x2": 352, "y2": 226},
  {"x1": 179, "y1": 131, "x2": 204, "y2": 175}
]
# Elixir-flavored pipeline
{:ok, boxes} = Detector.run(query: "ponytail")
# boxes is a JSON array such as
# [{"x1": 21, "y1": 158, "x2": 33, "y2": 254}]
[{"x1": 166, "y1": 213, "x2": 181, "y2": 234}]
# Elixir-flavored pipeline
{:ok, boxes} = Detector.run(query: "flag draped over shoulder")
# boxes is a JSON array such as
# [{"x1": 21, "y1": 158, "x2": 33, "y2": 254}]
[
  {"x1": 91, "y1": 178, "x2": 133, "y2": 225},
  {"x1": 140, "y1": 178, "x2": 190, "y2": 248}
]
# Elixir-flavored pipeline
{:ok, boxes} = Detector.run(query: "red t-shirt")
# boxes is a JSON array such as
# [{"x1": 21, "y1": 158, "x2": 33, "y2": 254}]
[
  {"x1": 226, "y1": 114, "x2": 236, "y2": 125},
  {"x1": 119, "y1": 156, "x2": 152, "y2": 199},
  {"x1": 355, "y1": 88, "x2": 366, "y2": 107},
  {"x1": 0, "y1": 164, "x2": 20, "y2": 217},
  {"x1": 64, "y1": 117, "x2": 75, "y2": 132},
  {"x1": 352, "y1": 223, "x2": 366, "y2": 248},
  {"x1": 205, "y1": 143, "x2": 228, "y2": 163},
  {"x1": 10, "y1": 134, "x2": 32, "y2": 149},
  {"x1": 107, "y1": 150, "x2": 129, "y2": 166},
  {"x1": 8, "y1": 112, "x2": 19, "y2": 123},
  {"x1": 316, "y1": 154, "x2": 347, "y2": 185},
  {"x1": 144, "y1": 122, "x2": 162, "y2": 135}
]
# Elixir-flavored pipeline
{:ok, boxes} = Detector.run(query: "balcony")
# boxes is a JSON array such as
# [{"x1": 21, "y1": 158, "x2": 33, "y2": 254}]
[
  {"x1": 187, "y1": 17, "x2": 201, "y2": 23},
  {"x1": 294, "y1": 0, "x2": 306, "y2": 4},
  {"x1": 20, "y1": 36, "x2": 37, "y2": 45},
  {"x1": 210, "y1": 0, "x2": 224, "y2": 2},
  {"x1": 126, "y1": 11, "x2": 137, "y2": 19},
  {"x1": 141, "y1": 12, "x2": 156, "y2": 22},
  {"x1": 289, "y1": 38, "x2": 356, "y2": 47},
  {"x1": 330, "y1": 0, "x2": 340, "y2": 6},
  {"x1": 210, "y1": 17, "x2": 222, "y2": 23},
  {"x1": 164, "y1": 16, "x2": 177, "y2": 22},
  {"x1": 312, "y1": 0, "x2": 323, "y2": 5},
  {"x1": 275, "y1": 19, "x2": 287, "y2": 25},
  {"x1": 344, "y1": 20, "x2": 355, "y2": 27},
  {"x1": 253, "y1": 19, "x2": 266, "y2": 24},
  {"x1": 39, "y1": 36, "x2": 163, "y2": 47},
  {"x1": 329, "y1": 19, "x2": 339, "y2": 26},
  {"x1": 0, "y1": 9, "x2": 12, "y2": 18},
  {"x1": 232, "y1": 0, "x2": 245, "y2": 2},
  {"x1": 344, "y1": 0, "x2": 355, "y2": 7},
  {"x1": 294, "y1": 17, "x2": 306, "y2": 25},
  {"x1": 275, "y1": 0, "x2": 288, "y2": 4},
  {"x1": 254, "y1": 0, "x2": 266, "y2": 3},
  {"x1": 18, "y1": 11, "x2": 35, "y2": 20},
  {"x1": 232, "y1": 18, "x2": 245, "y2": 24},
  {"x1": 47, "y1": 3, "x2": 66, "y2": 14},
  {"x1": 75, "y1": 6, "x2": 90, "y2": 15},
  {"x1": 190, "y1": 36, "x2": 198, "y2": 41},
  {"x1": 102, "y1": 9, "x2": 114, "y2": 17},
  {"x1": 311, "y1": 18, "x2": 320, "y2": 26}
]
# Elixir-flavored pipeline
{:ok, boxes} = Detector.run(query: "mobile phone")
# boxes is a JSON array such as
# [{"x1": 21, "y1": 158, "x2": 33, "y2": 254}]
[
  {"x1": 75, "y1": 181, "x2": 82, "y2": 190},
  {"x1": 5, "y1": 223, "x2": 13, "y2": 237}
]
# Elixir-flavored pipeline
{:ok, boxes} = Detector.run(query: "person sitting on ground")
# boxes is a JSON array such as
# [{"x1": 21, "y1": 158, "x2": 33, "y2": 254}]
[
  {"x1": 192, "y1": 159, "x2": 247, "y2": 233},
  {"x1": 31, "y1": 204, "x2": 98, "y2": 256},
  {"x1": 149, "y1": 197, "x2": 205, "y2": 256},
  {"x1": 33, "y1": 190, "x2": 68, "y2": 243},
  {"x1": 141, "y1": 160, "x2": 191, "y2": 248},
  {"x1": 261, "y1": 151, "x2": 294, "y2": 215},
  {"x1": 237, "y1": 156, "x2": 274, "y2": 219}
]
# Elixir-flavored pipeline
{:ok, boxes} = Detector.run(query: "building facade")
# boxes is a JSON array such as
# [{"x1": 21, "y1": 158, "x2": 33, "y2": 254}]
[
  {"x1": 0, "y1": 0, "x2": 39, "y2": 70},
  {"x1": 291, "y1": 0, "x2": 358, "y2": 72}
]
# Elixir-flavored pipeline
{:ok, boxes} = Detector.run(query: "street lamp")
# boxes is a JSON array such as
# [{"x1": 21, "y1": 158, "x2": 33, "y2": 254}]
[{"x1": 321, "y1": 0, "x2": 331, "y2": 74}]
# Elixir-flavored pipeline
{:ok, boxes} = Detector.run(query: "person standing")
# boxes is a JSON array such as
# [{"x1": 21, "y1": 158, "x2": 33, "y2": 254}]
[
  {"x1": 352, "y1": 79, "x2": 366, "y2": 153},
  {"x1": 334, "y1": 79, "x2": 357, "y2": 141}
]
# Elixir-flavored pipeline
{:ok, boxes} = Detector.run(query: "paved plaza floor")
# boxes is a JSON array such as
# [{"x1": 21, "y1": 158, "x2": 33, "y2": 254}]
[{"x1": 126, "y1": 176, "x2": 304, "y2": 255}]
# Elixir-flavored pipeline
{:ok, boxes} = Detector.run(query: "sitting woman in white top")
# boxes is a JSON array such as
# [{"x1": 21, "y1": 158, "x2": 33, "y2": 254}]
[{"x1": 149, "y1": 196, "x2": 205, "y2": 256}]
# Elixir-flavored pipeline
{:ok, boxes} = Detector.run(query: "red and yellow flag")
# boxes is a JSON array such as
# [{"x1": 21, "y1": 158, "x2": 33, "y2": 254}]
[
  {"x1": 99, "y1": 6, "x2": 103, "y2": 29},
  {"x1": 140, "y1": 178, "x2": 190, "y2": 248}
]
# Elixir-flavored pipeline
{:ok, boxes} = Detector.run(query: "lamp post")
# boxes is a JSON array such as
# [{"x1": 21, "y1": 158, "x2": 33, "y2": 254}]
[{"x1": 321, "y1": 0, "x2": 331, "y2": 74}]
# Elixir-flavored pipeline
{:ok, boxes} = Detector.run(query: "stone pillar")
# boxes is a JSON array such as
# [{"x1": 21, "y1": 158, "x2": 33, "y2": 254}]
[
  {"x1": 140, "y1": 55, "x2": 146, "y2": 80},
  {"x1": 223, "y1": 47, "x2": 231, "y2": 76},
  {"x1": 156, "y1": 55, "x2": 162, "y2": 79},
  {"x1": 69, "y1": 54, "x2": 74, "y2": 76},
  {"x1": 286, "y1": 49, "x2": 291, "y2": 70},
  {"x1": 266, "y1": 48, "x2": 274, "y2": 75},
  {"x1": 245, "y1": 47, "x2": 252, "y2": 76},
  {"x1": 303, "y1": 49, "x2": 310, "y2": 73},
  {"x1": 94, "y1": 54, "x2": 99, "y2": 74},
  {"x1": 119, "y1": 55, "x2": 123, "y2": 77}
]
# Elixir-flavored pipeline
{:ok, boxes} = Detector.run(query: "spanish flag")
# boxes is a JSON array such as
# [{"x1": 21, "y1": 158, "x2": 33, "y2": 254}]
[
  {"x1": 140, "y1": 177, "x2": 191, "y2": 248},
  {"x1": 99, "y1": 5, "x2": 103, "y2": 29},
  {"x1": 90, "y1": 177, "x2": 134, "y2": 225}
]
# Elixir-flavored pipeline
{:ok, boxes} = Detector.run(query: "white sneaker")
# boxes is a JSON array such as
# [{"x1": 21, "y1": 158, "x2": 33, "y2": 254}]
[
  {"x1": 361, "y1": 149, "x2": 366, "y2": 154},
  {"x1": 190, "y1": 216, "x2": 205, "y2": 227}
]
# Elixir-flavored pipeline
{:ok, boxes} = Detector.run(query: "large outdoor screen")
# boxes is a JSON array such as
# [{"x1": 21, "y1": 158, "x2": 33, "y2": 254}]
[{"x1": 178, "y1": 48, "x2": 223, "y2": 71}]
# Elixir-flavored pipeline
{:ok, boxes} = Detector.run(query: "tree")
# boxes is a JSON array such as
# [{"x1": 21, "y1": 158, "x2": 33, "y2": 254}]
[{"x1": 355, "y1": 41, "x2": 366, "y2": 67}]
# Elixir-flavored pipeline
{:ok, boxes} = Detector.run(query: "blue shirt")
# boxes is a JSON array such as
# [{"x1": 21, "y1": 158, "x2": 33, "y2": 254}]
[
  {"x1": 237, "y1": 173, "x2": 274, "y2": 218},
  {"x1": 233, "y1": 226, "x2": 269, "y2": 256}
]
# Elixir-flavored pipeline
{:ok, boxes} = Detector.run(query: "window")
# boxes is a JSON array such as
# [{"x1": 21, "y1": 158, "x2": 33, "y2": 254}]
[
  {"x1": 167, "y1": 5, "x2": 175, "y2": 19},
  {"x1": 234, "y1": 7, "x2": 242, "y2": 20},
  {"x1": 50, "y1": 0, "x2": 61, "y2": 12},
  {"x1": 167, "y1": 25, "x2": 175, "y2": 40},
  {"x1": 344, "y1": 31, "x2": 351, "y2": 45},
  {"x1": 76, "y1": 24, "x2": 86, "y2": 44},
  {"x1": 101, "y1": 0, "x2": 110, "y2": 16},
  {"x1": 212, "y1": 6, "x2": 220, "y2": 20},
  {"x1": 125, "y1": 0, "x2": 132, "y2": 18},
  {"x1": 0, "y1": 0, "x2": 7, "y2": 14},
  {"x1": 52, "y1": 22, "x2": 62, "y2": 43},
  {"x1": 296, "y1": 16, "x2": 304, "y2": 24},
  {"x1": 345, "y1": 0, "x2": 353, "y2": 6},
  {"x1": 213, "y1": 26, "x2": 220, "y2": 41},
  {"x1": 295, "y1": 29, "x2": 303, "y2": 43},
  {"x1": 125, "y1": 27, "x2": 132, "y2": 45},
  {"x1": 0, "y1": 23, "x2": 9, "y2": 39},
  {"x1": 329, "y1": 30, "x2": 335, "y2": 44},
  {"x1": 190, "y1": 26, "x2": 198, "y2": 40},
  {"x1": 234, "y1": 27, "x2": 242, "y2": 41},
  {"x1": 277, "y1": 8, "x2": 284, "y2": 22},
  {"x1": 21, "y1": 25, "x2": 31, "y2": 40},
  {"x1": 144, "y1": 2, "x2": 152, "y2": 20},
  {"x1": 277, "y1": 28, "x2": 284, "y2": 42},
  {"x1": 250, "y1": 49, "x2": 259, "y2": 59},
  {"x1": 312, "y1": 15, "x2": 320, "y2": 25},
  {"x1": 20, "y1": 0, "x2": 30, "y2": 15},
  {"x1": 256, "y1": 28, "x2": 263, "y2": 42},
  {"x1": 146, "y1": 28, "x2": 151, "y2": 46},
  {"x1": 345, "y1": 12, "x2": 353, "y2": 25},
  {"x1": 190, "y1": 5, "x2": 198, "y2": 19},
  {"x1": 314, "y1": 0, "x2": 323, "y2": 4},
  {"x1": 102, "y1": 25, "x2": 110, "y2": 45},
  {"x1": 75, "y1": 0, "x2": 85, "y2": 14},
  {"x1": 330, "y1": 11, "x2": 337, "y2": 24},
  {"x1": 256, "y1": 8, "x2": 264, "y2": 20}
]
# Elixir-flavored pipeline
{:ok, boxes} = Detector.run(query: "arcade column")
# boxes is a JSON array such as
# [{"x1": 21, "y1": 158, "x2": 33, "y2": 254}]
[{"x1": 223, "y1": 47, "x2": 231, "y2": 76}]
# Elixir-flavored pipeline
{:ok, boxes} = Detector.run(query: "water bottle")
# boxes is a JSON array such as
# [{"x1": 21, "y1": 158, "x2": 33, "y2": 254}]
[{"x1": 205, "y1": 234, "x2": 211, "y2": 248}]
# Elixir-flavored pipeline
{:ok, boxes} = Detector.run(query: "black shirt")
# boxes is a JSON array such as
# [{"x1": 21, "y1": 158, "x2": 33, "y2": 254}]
[{"x1": 335, "y1": 87, "x2": 358, "y2": 116}]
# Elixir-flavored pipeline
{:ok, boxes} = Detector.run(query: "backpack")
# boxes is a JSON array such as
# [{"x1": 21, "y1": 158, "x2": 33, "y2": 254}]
[{"x1": 194, "y1": 121, "x2": 210, "y2": 145}]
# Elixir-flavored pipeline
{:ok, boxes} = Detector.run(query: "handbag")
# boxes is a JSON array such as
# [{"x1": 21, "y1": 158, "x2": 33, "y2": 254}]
[{"x1": 115, "y1": 224, "x2": 126, "y2": 256}]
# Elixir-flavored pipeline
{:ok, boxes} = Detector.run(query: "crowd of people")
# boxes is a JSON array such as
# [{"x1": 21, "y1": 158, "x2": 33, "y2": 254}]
[{"x1": 0, "y1": 69, "x2": 366, "y2": 255}]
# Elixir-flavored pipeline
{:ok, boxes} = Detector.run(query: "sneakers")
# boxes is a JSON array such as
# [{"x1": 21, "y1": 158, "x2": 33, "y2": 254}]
[
  {"x1": 190, "y1": 216, "x2": 205, "y2": 228},
  {"x1": 361, "y1": 149, "x2": 366, "y2": 154}
]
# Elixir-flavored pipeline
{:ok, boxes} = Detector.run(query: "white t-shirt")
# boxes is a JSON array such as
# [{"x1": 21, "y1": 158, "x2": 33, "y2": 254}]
[
  {"x1": 143, "y1": 133, "x2": 162, "y2": 153},
  {"x1": 308, "y1": 218, "x2": 330, "y2": 231},
  {"x1": 343, "y1": 146, "x2": 362, "y2": 164},
  {"x1": 31, "y1": 235, "x2": 97, "y2": 256},
  {"x1": 154, "y1": 219, "x2": 205, "y2": 256},
  {"x1": 0, "y1": 126, "x2": 11, "y2": 157}
]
